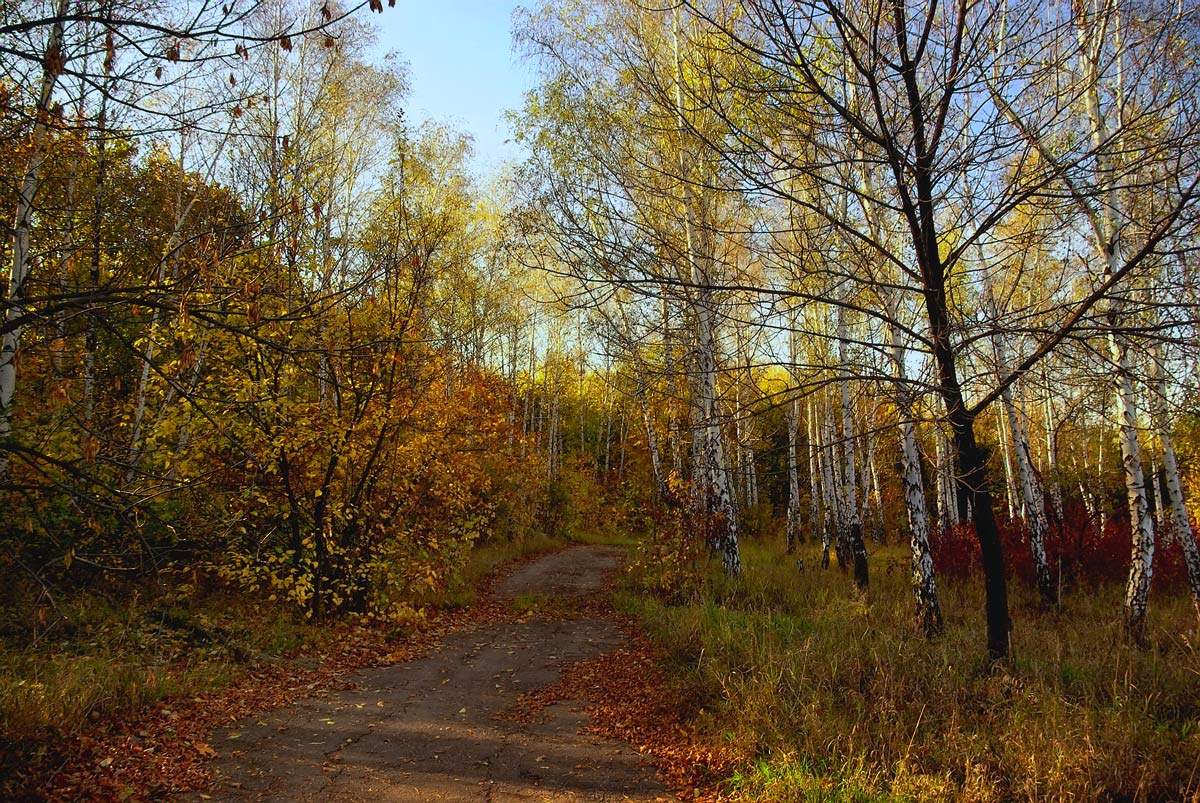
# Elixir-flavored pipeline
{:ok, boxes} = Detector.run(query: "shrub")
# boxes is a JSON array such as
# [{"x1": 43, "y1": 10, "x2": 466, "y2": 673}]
[{"x1": 931, "y1": 504, "x2": 1192, "y2": 593}]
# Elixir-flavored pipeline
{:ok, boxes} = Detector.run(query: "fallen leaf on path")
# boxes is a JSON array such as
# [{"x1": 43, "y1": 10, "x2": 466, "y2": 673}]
[{"x1": 193, "y1": 742, "x2": 218, "y2": 759}]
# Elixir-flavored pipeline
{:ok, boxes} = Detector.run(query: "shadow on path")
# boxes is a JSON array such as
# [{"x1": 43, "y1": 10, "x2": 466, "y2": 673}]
[{"x1": 185, "y1": 545, "x2": 668, "y2": 802}]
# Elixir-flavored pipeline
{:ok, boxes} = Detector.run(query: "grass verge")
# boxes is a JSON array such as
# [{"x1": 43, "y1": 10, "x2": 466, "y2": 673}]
[
  {"x1": 0, "y1": 530, "x2": 563, "y2": 781},
  {"x1": 618, "y1": 537, "x2": 1200, "y2": 802}
]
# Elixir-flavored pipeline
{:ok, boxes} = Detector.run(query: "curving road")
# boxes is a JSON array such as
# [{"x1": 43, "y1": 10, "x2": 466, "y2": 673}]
[{"x1": 186, "y1": 545, "x2": 667, "y2": 802}]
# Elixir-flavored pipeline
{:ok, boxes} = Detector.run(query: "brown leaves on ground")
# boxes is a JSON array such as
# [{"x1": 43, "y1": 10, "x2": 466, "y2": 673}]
[
  {"x1": 2, "y1": 548, "x2": 558, "y2": 803},
  {"x1": 4, "y1": 627, "x2": 384, "y2": 802},
  {"x1": 499, "y1": 621, "x2": 734, "y2": 801},
  {"x1": 6, "y1": 546, "x2": 725, "y2": 801}
]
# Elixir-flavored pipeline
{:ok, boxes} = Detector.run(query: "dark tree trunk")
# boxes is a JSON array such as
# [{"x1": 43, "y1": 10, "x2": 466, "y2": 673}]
[{"x1": 922, "y1": 257, "x2": 1010, "y2": 660}]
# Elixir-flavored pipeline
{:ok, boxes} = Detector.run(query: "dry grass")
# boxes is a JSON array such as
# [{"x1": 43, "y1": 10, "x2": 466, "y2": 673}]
[
  {"x1": 619, "y1": 538, "x2": 1200, "y2": 802},
  {"x1": 0, "y1": 588, "x2": 325, "y2": 746},
  {"x1": 0, "y1": 530, "x2": 565, "y2": 750}
]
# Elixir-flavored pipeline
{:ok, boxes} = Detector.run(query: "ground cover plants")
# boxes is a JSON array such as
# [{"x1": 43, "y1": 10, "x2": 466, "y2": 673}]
[{"x1": 622, "y1": 536, "x2": 1200, "y2": 802}]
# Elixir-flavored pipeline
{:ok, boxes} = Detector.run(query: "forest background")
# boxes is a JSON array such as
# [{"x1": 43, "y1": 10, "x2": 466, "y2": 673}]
[{"x1": 3, "y1": 0, "x2": 1200, "y2": 800}]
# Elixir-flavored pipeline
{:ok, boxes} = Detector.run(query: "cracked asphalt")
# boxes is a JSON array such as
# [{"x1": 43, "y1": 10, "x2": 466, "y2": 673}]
[{"x1": 185, "y1": 545, "x2": 667, "y2": 802}]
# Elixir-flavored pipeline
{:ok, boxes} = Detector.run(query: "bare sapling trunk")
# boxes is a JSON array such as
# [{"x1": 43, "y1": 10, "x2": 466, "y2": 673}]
[
  {"x1": 549, "y1": 360, "x2": 561, "y2": 479},
  {"x1": 1150, "y1": 342, "x2": 1200, "y2": 624},
  {"x1": 522, "y1": 333, "x2": 535, "y2": 459},
  {"x1": 638, "y1": 372, "x2": 667, "y2": 499},
  {"x1": 887, "y1": 311, "x2": 942, "y2": 635},
  {"x1": 84, "y1": 79, "x2": 112, "y2": 426},
  {"x1": 990, "y1": 304, "x2": 1055, "y2": 604},
  {"x1": 2, "y1": 0, "x2": 70, "y2": 479},
  {"x1": 837, "y1": 306, "x2": 868, "y2": 587},
  {"x1": 1042, "y1": 368, "x2": 1065, "y2": 523}
]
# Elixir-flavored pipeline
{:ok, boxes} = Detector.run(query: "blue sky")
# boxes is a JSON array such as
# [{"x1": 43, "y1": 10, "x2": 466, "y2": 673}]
[{"x1": 370, "y1": 2, "x2": 533, "y2": 173}]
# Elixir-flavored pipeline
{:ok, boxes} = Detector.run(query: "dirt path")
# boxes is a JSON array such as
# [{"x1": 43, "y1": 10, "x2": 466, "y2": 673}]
[{"x1": 187, "y1": 545, "x2": 668, "y2": 802}]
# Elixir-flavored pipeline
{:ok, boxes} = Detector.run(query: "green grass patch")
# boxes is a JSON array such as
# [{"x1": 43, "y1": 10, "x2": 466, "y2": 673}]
[{"x1": 724, "y1": 752, "x2": 917, "y2": 802}]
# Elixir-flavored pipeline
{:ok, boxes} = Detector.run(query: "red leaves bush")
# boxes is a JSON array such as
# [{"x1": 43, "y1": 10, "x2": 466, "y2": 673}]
[{"x1": 931, "y1": 503, "x2": 1192, "y2": 592}]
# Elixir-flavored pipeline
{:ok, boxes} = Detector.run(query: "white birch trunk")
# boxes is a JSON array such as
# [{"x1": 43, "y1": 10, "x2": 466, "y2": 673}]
[
  {"x1": 807, "y1": 399, "x2": 822, "y2": 548},
  {"x1": 945, "y1": 424, "x2": 961, "y2": 527},
  {"x1": 730, "y1": 328, "x2": 743, "y2": 508},
  {"x1": 747, "y1": 446, "x2": 759, "y2": 508},
  {"x1": 663, "y1": 295, "x2": 683, "y2": 477},
  {"x1": 1, "y1": 0, "x2": 69, "y2": 478},
  {"x1": 787, "y1": 395, "x2": 801, "y2": 552},
  {"x1": 997, "y1": 403, "x2": 1018, "y2": 519},
  {"x1": 1151, "y1": 454, "x2": 1166, "y2": 540},
  {"x1": 1150, "y1": 343, "x2": 1200, "y2": 623},
  {"x1": 1005, "y1": 390, "x2": 1055, "y2": 602},
  {"x1": 887, "y1": 315, "x2": 941, "y2": 633},
  {"x1": 992, "y1": 321, "x2": 1055, "y2": 603},
  {"x1": 673, "y1": 6, "x2": 738, "y2": 574},
  {"x1": 934, "y1": 423, "x2": 949, "y2": 531},
  {"x1": 838, "y1": 310, "x2": 868, "y2": 586},
  {"x1": 1077, "y1": 0, "x2": 1154, "y2": 639},
  {"x1": 823, "y1": 393, "x2": 845, "y2": 561},
  {"x1": 943, "y1": 422, "x2": 960, "y2": 528},
  {"x1": 1113, "y1": 327, "x2": 1154, "y2": 637},
  {"x1": 1042, "y1": 369, "x2": 1065, "y2": 522},
  {"x1": 866, "y1": 417, "x2": 884, "y2": 542},
  {"x1": 785, "y1": 306, "x2": 802, "y2": 551},
  {"x1": 819, "y1": 396, "x2": 839, "y2": 568},
  {"x1": 1080, "y1": 477, "x2": 1097, "y2": 522},
  {"x1": 618, "y1": 413, "x2": 627, "y2": 480}
]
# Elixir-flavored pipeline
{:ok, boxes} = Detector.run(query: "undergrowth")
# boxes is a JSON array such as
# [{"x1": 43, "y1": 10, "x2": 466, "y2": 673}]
[
  {"x1": 0, "y1": 528, "x2": 561, "y2": 754},
  {"x1": 0, "y1": 589, "x2": 317, "y2": 747},
  {"x1": 0, "y1": 457, "x2": 647, "y2": 766},
  {"x1": 620, "y1": 536, "x2": 1200, "y2": 802}
]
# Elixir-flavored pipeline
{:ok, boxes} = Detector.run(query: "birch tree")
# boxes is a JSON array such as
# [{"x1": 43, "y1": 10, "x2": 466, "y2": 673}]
[
  {"x1": 983, "y1": 0, "x2": 1200, "y2": 637},
  {"x1": 1, "y1": 0, "x2": 69, "y2": 478},
  {"x1": 514, "y1": 0, "x2": 744, "y2": 573},
  {"x1": 837, "y1": 304, "x2": 869, "y2": 586},
  {"x1": 988, "y1": 285, "x2": 1055, "y2": 604},
  {"x1": 683, "y1": 0, "x2": 1199, "y2": 658}
]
